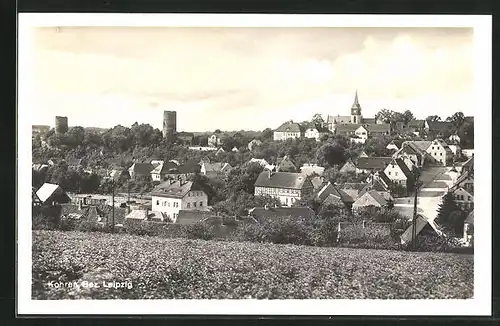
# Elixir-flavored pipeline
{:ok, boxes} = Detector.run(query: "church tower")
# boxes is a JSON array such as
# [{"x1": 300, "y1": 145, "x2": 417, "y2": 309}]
[{"x1": 350, "y1": 90, "x2": 363, "y2": 124}]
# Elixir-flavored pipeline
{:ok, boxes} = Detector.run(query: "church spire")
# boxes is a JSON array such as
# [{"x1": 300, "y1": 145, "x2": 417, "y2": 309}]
[{"x1": 352, "y1": 90, "x2": 360, "y2": 109}]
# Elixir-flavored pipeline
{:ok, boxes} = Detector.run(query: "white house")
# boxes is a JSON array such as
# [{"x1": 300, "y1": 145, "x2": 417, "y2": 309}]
[
  {"x1": 425, "y1": 139, "x2": 453, "y2": 166},
  {"x1": 448, "y1": 133, "x2": 461, "y2": 144},
  {"x1": 208, "y1": 134, "x2": 222, "y2": 148},
  {"x1": 273, "y1": 121, "x2": 304, "y2": 141},
  {"x1": 354, "y1": 125, "x2": 369, "y2": 140},
  {"x1": 386, "y1": 141, "x2": 399, "y2": 151},
  {"x1": 452, "y1": 187, "x2": 474, "y2": 212},
  {"x1": 383, "y1": 158, "x2": 414, "y2": 196},
  {"x1": 304, "y1": 123, "x2": 329, "y2": 141},
  {"x1": 150, "y1": 180, "x2": 208, "y2": 222},
  {"x1": 254, "y1": 170, "x2": 313, "y2": 207}
]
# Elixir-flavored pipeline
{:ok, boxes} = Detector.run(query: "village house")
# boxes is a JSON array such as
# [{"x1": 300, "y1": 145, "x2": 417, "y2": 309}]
[
  {"x1": 150, "y1": 161, "x2": 179, "y2": 182},
  {"x1": 364, "y1": 124, "x2": 391, "y2": 138},
  {"x1": 461, "y1": 148, "x2": 474, "y2": 158},
  {"x1": 338, "y1": 183, "x2": 368, "y2": 201},
  {"x1": 358, "y1": 179, "x2": 393, "y2": 202},
  {"x1": 355, "y1": 157, "x2": 393, "y2": 174},
  {"x1": 247, "y1": 139, "x2": 262, "y2": 151},
  {"x1": 125, "y1": 209, "x2": 167, "y2": 222},
  {"x1": 423, "y1": 120, "x2": 455, "y2": 138},
  {"x1": 32, "y1": 187, "x2": 42, "y2": 207},
  {"x1": 461, "y1": 156, "x2": 474, "y2": 175},
  {"x1": 393, "y1": 142, "x2": 425, "y2": 167},
  {"x1": 451, "y1": 187, "x2": 474, "y2": 212},
  {"x1": 128, "y1": 162, "x2": 154, "y2": 180},
  {"x1": 334, "y1": 124, "x2": 359, "y2": 137},
  {"x1": 365, "y1": 171, "x2": 391, "y2": 190},
  {"x1": 339, "y1": 158, "x2": 357, "y2": 174},
  {"x1": 276, "y1": 156, "x2": 297, "y2": 172},
  {"x1": 310, "y1": 176, "x2": 324, "y2": 190},
  {"x1": 36, "y1": 183, "x2": 71, "y2": 205},
  {"x1": 316, "y1": 182, "x2": 353, "y2": 209},
  {"x1": 273, "y1": 120, "x2": 304, "y2": 141},
  {"x1": 400, "y1": 215, "x2": 443, "y2": 245},
  {"x1": 254, "y1": 171, "x2": 314, "y2": 207},
  {"x1": 208, "y1": 133, "x2": 222, "y2": 148},
  {"x1": 383, "y1": 158, "x2": 414, "y2": 196},
  {"x1": 451, "y1": 170, "x2": 474, "y2": 197},
  {"x1": 359, "y1": 151, "x2": 369, "y2": 158},
  {"x1": 304, "y1": 123, "x2": 330, "y2": 141},
  {"x1": 448, "y1": 133, "x2": 461, "y2": 145},
  {"x1": 351, "y1": 190, "x2": 388, "y2": 212},
  {"x1": 300, "y1": 163, "x2": 325, "y2": 177},
  {"x1": 386, "y1": 140, "x2": 400, "y2": 151},
  {"x1": 150, "y1": 180, "x2": 209, "y2": 222},
  {"x1": 150, "y1": 159, "x2": 164, "y2": 166},
  {"x1": 463, "y1": 210, "x2": 474, "y2": 245},
  {"x1": 200, "y1": 162, "x2": 233, "y2": 178},
  {"x1": 232, "y1": 146, "x2": 239, "y2": 153},
  {"x1": 248, "y1": 158, "x2": 275, "y2": 171},
  {"x1": 426, "y1": 139, "x2": 454, "y2": 166}
]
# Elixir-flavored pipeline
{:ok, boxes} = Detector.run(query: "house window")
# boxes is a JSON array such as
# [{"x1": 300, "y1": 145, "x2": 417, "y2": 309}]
[
  {"x1": 194, "y1": 202, "x2": 197, "y2": 207},
  {"x1": 156, "y1": 200, "x2": 159, "y2": 205},
  {"x1": 200, "y1": 201, "x2": 203, "y2": 207},
  {"x1": 468, "y1": 196, "x2": 471, "y2": 201},
  {"x1": 388, "y1": 171, "x2": 391, "y2": 176},
  {"x1": 395, "y1": 172, "x2": 398, "y2": 176},
  {"x1": 187, "y1": 203, "x2": 191, "y2": 208},
  {"x1": 440, "y1": 153, "x2": 443, "y2": 156},
  {"x1": 432, "y1": 146, "x2": 434, "y2": 150}
]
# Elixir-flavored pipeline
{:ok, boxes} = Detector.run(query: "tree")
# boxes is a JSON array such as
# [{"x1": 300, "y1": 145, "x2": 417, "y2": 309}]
[
  {"x1": 260, "y1": 128, "x2": 273, "y2": 141},
  {"x1": 316, "y1": 143, "x2": 346, "y2": 167},
  {"x1": 436, "y1": 192, "x2": 465, "y2": 236},
  {"x1": 458, "y1": 122, "x2": 474, "y2": 148},
  {"x1": 312, "y1": 113, "x2": 325, "y2": 127},
  {"x1": 402, "y1": 110, "x2": 415, "y2": 125},
  {"x1": 66, "y1": 126, "x2": 86, "y2": 147},
  {"x1": 446, "y1": 112, "x2": 465, "y2": 129},
  {"x1": 375, "y1": 109, "x2": 393, "y2": 124},
  {"x1": 426, "y1": 115, "x2": 441, "y2": 122}
]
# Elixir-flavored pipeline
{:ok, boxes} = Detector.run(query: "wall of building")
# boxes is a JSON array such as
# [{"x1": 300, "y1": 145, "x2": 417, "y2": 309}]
[
  {"x1": 55, "y1": 116, "x2": 68, "y2": 134},
  {"x1": 162, "y1": 111, "x2": 177, "y2": 139},
  {"x1": 273, "y1": 131, "x2": 301, "y2": 141},
  {"x1": 152, "y1": 191, "x2": 208, "y2": 219}
]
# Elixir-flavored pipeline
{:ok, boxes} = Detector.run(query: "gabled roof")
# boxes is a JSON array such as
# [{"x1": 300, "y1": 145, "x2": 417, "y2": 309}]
[
  {"x1": 353, "y1": 190, "x2": 388, "y2": 207},
  {"x1": 178, "y1": 160, "x2": 201, "y2": 174},
  {"x1": 276, "y1": 156, "x2": 297, "y2": 172},
  {"x1": 430, "y1": 139, "x2": 452, "y2": 152},
  {"x1": 335, "y1": 124, "x2": 360, "y2": 133},
  {"x1": 364, "y1": 123, "x2": 391, "y2": 133},
  {"x1": 129, "y1": 162, "x2": 154, "y2": 175},
  {"x1": 356, "y1": 157, "x2": 393, "y2": 170},
  {"x1": 392, "y1": 158, "x2": 414, "y2": 179},
  {"x1": 36, "y1": 183, "x2": 68, "y2": 204},
  {"x1": 317, "y1": 182, "x2": 353, "y2": 203},
  {"x1": 176, "y1": 210, "x2": 215, "y2": 225},
  {"x1": 398, "y1": 143, "x2": 423, "y2": 161},
  {"x1": 376, "y1": 171, "x2": 392, "y2": 187},
  {"x1": 304, "y1": 122, "x2": 329, "y2": 133},
  {"x1": 151, "y1": 180, "x2": 204, "y2": 198},
  {"x1": 363, "y1": 118, "x2": 377, "y2": 124},
  {"x1": 300, "y1": 164, "x2": 325, "y2": 177},
  {"x1": 426, "y1": 120, "x2": 454, "y2": 132},
  {"x1": 403, "y1": 140, "x2": 432, "y2": 153},
  {"x1": 462, "y1": 156, "x2": 474, "y2": 169},
  {"x1": 249, "y1": 206, "x2": 315, "y2": 219},
  {"x1": 275, "y1": 121, "x2": 303, "y2": 133},
  {"x1": 360, "y1": 179, "x2": 389, "y2": 195},
  {"x1": 255, "y1": 171, "x2": 312, "y2": 190},
  {"x1": 150, "y1": 161, "x2": 179, "y2": 175},
  {"x1": 327, "y1": 115, "x2": 351, "y2": 124}
]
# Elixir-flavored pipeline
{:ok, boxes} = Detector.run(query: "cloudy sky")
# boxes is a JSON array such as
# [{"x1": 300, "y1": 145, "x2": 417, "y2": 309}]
[{"x1": 29, "y1": 27, "x2": 473, "y2": 132}]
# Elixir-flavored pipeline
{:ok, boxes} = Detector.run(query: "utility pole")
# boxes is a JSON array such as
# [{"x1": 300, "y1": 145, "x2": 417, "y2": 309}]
[{"x1": 411, "y1": 169, "x2": 421, "y2": 250}]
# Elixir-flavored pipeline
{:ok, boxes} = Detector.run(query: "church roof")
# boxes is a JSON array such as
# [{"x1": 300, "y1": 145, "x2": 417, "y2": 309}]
[{"x1": 351, "y1": 91, "x2": 361, "y2": 110}]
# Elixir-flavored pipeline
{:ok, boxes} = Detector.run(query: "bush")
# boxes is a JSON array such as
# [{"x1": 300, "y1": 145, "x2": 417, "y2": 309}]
[
  {"x1": 183, "y1": 222, "x2": 217, "y2": 241},
  {"x1": 338, "y1": 224, "x2": 396, "y2": 249}
]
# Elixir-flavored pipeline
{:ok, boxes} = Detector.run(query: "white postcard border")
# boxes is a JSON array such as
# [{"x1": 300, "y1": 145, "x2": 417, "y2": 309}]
[{"x1": 17, "y1": 14, "x2": 492, "y2": 316}]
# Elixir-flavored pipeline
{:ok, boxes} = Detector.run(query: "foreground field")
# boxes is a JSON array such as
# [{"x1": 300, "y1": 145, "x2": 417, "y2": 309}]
[{"x1": 32, "y1": 230, "x2": 473, "y2": 299}]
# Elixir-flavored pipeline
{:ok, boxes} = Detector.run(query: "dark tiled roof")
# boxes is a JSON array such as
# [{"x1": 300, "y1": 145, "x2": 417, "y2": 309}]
[
  {"x1": 404, "y1": 140, "x2": 432, "y2": 153},
  {"x1": 394, "y1": 158, "x2": 414, "y2": 179},
  {"x1": 254, "y1": 171, "x2": 312, "y2": 190},
  {"x1": 335, "y1": 124, "x2": 360, "y2": 133},
  {"x1": 356, "y1": 157, "x2": 392, "y2": 170},
  {"x1": 178, "y1": 160, "x2": 201, "y2": 174},
  {"x1": 364, "y1": 123, "x2": 391, "y2": 133},
  {"x1": 377, "y1": 171, "x2": 391, "y2": 186},
  {"x1": 317, "y1": 182, "x2": 353, "y2": 203},
  {"x1": 340, "y1": 183, "x2": 368, "y2": 191},
  {"x1": 399, "y1": 143, "x2": 423, "y2": 161},
  {"x1": 176, "y1": 210, "x2": 216, "y2": 225},
  {"x1": 354, "y1": 190, "x2": 388, "y2": 207},
  {"x1": 362, "y1": 118, "x2": 377, "y2": 124},
  {"x1": 150, "y1": 161, "x2": 179, "y2": 175},
  {"x1": 249, "y1": 207, "x2": 315, "y2": 219},
  {"x1": 360, "y1": 179, "x2": 389, "y2": 195},
  {"x1": 130, "y1": 163, "x2": 154, "y2": 175},
  {"x1": 462, "y1": 156, "x2": 474, "y2": 168},
  {"x1": 426, "y1": 120, "x2": 454, "y2": 132},
  {"x1": 151, "y1": 180, "x2": 204, "y2": 199},
  {"x1": 275, "y1": 121, "x2": 303, "y2": 133}
]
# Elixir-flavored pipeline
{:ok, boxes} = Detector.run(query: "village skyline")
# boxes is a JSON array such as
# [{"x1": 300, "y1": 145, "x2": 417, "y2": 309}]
[{"x1": 28, "y1": 26, "x2": 473, "y2": 131}]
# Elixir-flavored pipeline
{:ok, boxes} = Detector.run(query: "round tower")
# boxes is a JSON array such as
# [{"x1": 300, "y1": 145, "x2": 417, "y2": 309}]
[
  {"x1": 350, "y1": 91, "x2": 363, "y2": 124},
  {"x1": 55, "y1": 116, "x2": 68, "y2": 134},
  {"x1": 162, "y1": 110, "x2": 177, "y2": 139}
]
